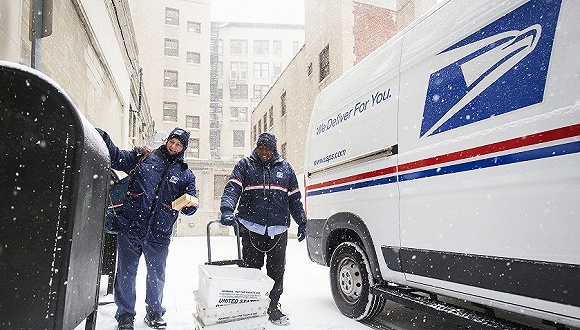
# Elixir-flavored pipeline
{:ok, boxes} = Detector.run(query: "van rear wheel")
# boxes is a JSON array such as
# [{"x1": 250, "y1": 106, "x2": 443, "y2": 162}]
[{"x1": 329, "y1": 242, "x2": 385, "y2": 320}]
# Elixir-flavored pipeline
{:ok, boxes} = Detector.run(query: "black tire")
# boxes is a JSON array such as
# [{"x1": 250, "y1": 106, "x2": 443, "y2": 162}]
[{"x1": 329, "y1": 242, "x2": 386, "y2": 320}]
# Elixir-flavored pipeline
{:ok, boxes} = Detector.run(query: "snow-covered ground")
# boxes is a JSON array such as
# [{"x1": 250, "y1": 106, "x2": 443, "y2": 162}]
[{"x1": 78, "y1": 236, "x2": 370, "y2": 330}]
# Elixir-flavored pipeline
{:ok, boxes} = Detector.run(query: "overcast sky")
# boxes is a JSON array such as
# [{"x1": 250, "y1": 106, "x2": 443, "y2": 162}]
[{"x1": 210, "y1": 0, "x2": 305, "y2": 24}]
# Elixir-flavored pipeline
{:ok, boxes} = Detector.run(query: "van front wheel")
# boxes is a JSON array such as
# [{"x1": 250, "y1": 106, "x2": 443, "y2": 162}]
[{"x1": 329, "y1": 242, "x2": 385, "y2": 320}]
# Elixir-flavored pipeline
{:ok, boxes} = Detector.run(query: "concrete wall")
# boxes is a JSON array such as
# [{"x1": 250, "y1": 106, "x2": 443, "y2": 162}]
[
  {"x1": 0, "y1": 0, "x2": 150, "y2": 147},
  {"x1": 0, "y1": 0, "x2": 21, "y2": 61}
]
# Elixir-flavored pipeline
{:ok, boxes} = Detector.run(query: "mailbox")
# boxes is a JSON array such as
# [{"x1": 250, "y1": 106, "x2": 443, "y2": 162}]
[{"x1": 0, "y1": 61, "x2": 110, "y2": 329}]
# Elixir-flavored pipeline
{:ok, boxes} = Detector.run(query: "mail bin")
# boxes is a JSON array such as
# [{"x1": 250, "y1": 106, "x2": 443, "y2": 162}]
[{"x1": 0, "y1": 61, "x2": 110, "y2": 329}]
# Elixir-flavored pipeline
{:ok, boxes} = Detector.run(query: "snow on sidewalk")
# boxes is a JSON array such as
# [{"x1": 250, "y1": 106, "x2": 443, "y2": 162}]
[{"x1": 79, "y1": 236, "x2": 369, "y2": 329}]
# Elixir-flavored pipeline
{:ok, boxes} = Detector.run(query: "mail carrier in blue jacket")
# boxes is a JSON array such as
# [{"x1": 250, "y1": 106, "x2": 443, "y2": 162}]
[
  {"x1": 220, "y1": 148, "x2": 306, "y2": 230},
  {"x1": 97, "y1": 128, "x2": 197, "y2": 244}
]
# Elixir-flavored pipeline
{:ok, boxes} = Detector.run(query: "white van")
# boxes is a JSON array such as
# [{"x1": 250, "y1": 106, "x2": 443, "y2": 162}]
[{"x1": 304, "y1": 0, "x2": 579, "y2": 328}]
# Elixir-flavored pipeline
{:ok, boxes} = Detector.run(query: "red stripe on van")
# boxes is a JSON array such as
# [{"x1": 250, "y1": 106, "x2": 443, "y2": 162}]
[
  {"x1": 307, "y1": 165, "x2": 397, "y2": 191},
  {"x1": 399, "y1": 124, "x2": 580, "y2": 172},
  {"x1": 306, "y1": 124, "x2": 580, "y2": 191}
]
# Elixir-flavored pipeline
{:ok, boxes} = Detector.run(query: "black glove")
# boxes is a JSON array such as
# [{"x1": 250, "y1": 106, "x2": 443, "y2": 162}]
[
  {"x1": 297, "y1": 222, "x2": 307, "y2": 242},
  {"x1": 220, "y1": 211, "x2": 236, "y2": 226}
]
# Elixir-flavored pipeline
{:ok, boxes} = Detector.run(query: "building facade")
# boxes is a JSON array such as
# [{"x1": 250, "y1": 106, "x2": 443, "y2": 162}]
[
  {"x1": 129, "y1": 0, "x2": 217, "y2": 236},
  {"x1": 0, "y1": 0, "x2": 152, "y2": 145},
  {"x1": 130, "y1": 1, "x2": 305, "y2": 235},
  {"x1": 249, "y1": 0, "x2": 437, "y2": 236},
  {"x1": 1, "y1": 0, "x2": 438, "y2": 238},
  {"x1": 252, "y1": 0, "x2": 437, "y2": 175},
  {"x1": 210, "y1": 22, "x2": 304, "y2": 161}
]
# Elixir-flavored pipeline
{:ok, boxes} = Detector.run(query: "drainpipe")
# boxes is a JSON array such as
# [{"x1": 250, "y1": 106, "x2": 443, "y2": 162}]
[{"x1": 30, "y1": 0, "x2": 53, "y2": 70}]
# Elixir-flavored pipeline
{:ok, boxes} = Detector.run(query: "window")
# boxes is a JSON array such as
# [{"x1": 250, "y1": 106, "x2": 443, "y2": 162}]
[
  {"x1": 319, "y1": 45, "x2": 330, "y2": 82},
  {"x1": 218, "y1": 39, "x2": 223, "y2": 54},
  {"x1": 187, "y1": 21, "x2": 201, "y2": 33},
  {"x1": 293, "y1": 41, "x2": 300, "y2": 55},
  {"x1": 307, "y1": 62, "x2": 313, "y2": 76},
  {"x1": 186, "y1": 82, "x2": 200, "y2": 95},
  {"x1": 229, "y1": 84, "x2": 248, "y2": 99},
  {"x1": 164, "y1": 70, "x2": 178, "y2": 88},
  {"x1": 273, "y1": 63, "x2": 282, "y2": 77},
  {"x1": 263, "y1": 114, "x2": 267, "y2": 131},
  {"x1": 165, "y1": 8, "x2": 179, "y2": 26},
  {"x1": 230, "y1": 39, "x2": 248, "y2": 55},
  {"x1": 281, "y1": 142, "x2": 287, "y2": 159},
  {"x1": 254, "y1": 40, "x2": 269, "y2": 56},
  {"x1": 163, "y1": 102, "x2": 177, "y2": 121},
  {"x1": 210, "y1": 129, "x2": 220, "y2": 149},
  {"x1": 230, "y1": 107, "x2": 248, "y2": 122},
  {"x1": 258, "y1": 119, "x2": 262, "y2": 135},
  {"x1": 269, "y1": 106, "x2": 274, "y2": 127},
  {"x1": 240, "y1": 62, "x2": 248, "y2": 80},
  {"x1": 214, "y1": 174, "x2": 229, "y2": 197},
  {"x1": 230, "y1": 62, "x2": 247, "y2": 80},
  {"x1": 186, "y1": 138, "x2": 199, "y2": 158},
  {"x1": 233, "y1": 130, "x2": 245, "y2": 148},
  {"x1": 253, "y1": 84, "x2": 269, "y2": 100},
  {"x1": 186, "y1": 115, "x2": 200, "y2": 129},
  {"x1": 253, "y1": 125, "x2": 257, "y2": 143},
  {"x1": 273, "y1": 40, "x2": 282, "y2": 55},
  {"x1": 212, "y1": 106, "x2": 223, "y2": 123},
  {"x1": 187, "y1": 52, "x2": 201, "y2": 64},
  {"x1": 281, "y1": 91, "x2": 286, "y2": 116},
  {"x1": 164, "y1": 39, "x2": 178, "y2": 56},
  {"x1": 218, "y1": 83, "x2": 223, "y2": 99},
  {"x1": 253, "y1": 62, "x2": 269, "y2": 78}
]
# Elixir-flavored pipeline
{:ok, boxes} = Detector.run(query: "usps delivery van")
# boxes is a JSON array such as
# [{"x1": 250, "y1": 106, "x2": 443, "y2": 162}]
[{"x1": 304, "y1": 0, "x2": 579, "y2": 328}]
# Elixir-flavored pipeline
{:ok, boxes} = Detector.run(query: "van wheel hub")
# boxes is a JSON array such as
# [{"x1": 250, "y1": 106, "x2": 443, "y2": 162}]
[{"x1": 338, "y1": 258, "x2": 362, "y2": 302}]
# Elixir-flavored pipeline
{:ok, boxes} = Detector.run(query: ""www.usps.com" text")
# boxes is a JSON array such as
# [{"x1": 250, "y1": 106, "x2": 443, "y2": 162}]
[{"x1": 314, "y1": 149, "x2": 347, "y2": 166}]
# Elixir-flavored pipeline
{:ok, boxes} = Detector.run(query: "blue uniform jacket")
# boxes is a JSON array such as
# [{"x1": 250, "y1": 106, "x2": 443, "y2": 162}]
[
  {"x1": 220, "y1": 149, "x2": 306, "y2": 228},
  {"x1": 98, "y1": 129, "x2": 197, "y2": 244}
]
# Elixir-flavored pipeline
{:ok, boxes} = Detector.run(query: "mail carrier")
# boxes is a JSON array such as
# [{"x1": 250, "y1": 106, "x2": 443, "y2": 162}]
[{"x1": 304, "y1": 0, "x2": 579, "y2": 328}]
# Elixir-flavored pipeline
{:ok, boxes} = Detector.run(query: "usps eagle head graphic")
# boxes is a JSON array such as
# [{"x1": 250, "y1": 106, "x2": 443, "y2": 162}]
[{"x1": 420, "y1": 0, "x2": 562, "y2": 138}]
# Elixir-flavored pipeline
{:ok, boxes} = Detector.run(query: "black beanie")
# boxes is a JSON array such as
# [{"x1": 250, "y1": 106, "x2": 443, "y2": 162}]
[
  {"x1": 257, "y1": 132, "x2": 277, "y2": 151},
  {"x1": 167, "y1": 127, "x2": 190, "y2": 149}
]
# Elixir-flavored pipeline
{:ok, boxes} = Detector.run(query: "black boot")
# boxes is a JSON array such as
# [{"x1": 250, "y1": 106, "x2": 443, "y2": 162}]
[
  {"x1": 144, "y1": 312, "x2": 167, "y2": 329},
  {"x1": 268, "y1": 304, "x2": 290, "y2": 326},
  {"x1": 117, "y1": 313, "x2": 134, "y2": 330}
]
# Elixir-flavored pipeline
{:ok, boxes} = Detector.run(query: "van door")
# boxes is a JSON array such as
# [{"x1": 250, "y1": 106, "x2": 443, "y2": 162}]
[{"x1": 305, "y1": 36, "x2": 404, "y2": 284}]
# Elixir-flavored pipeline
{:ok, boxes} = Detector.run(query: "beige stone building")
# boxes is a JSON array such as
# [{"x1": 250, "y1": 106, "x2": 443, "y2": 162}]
[
  {"x1": 211, "y1": 22, "x2": 304, "y2": 160},
  {"x1": 129, "y1": 0, "x2": 305, "y2": 235},
  {"x1": 0, "y1": 0, "x2": 152, "y2": 146},
  {"x1": 252, "y1": 0, "x2": 437, "y2": 177},
  {"x1": 129, "y1": 0, "x2": 216, "y2": 236}
]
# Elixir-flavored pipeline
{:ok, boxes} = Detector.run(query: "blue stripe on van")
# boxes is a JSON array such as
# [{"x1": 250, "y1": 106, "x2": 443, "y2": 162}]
[{"x1": 306, "y1": 140, "x2": 579, "y2": 197}]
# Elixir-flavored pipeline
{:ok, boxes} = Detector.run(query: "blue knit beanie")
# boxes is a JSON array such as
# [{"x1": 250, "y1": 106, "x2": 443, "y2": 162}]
[{"x1": 257, "y1": 132, "x2": 277, "y2": 151}]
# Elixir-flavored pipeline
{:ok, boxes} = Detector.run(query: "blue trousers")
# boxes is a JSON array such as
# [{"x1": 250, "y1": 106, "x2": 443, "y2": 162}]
[{"x1": 114, "y1": 232, "x2": 169, "y2": 319}]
